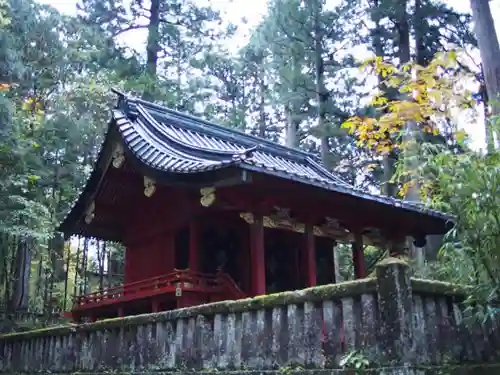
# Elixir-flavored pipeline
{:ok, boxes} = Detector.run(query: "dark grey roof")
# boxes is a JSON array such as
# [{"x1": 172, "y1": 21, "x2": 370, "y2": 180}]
[
  {"x1": 116, "y1": 97, "x2": 351, "y2": 187},
  {"x1": 58, "y1": 91, "x2": 454, "y2": 238}
]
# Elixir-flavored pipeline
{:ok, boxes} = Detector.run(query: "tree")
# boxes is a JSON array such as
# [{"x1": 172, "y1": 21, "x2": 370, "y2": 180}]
[
  {"x1": 469, "y1": 0, "x2": 500, "y2": 152},
  {"x1": 78, "y1": 0, "x2": 222, "y2": 101},
  {"x1": 343, "y1": 52, "x2": 474, "y2": 192},
  {"x1": 251, "y1": 0, "x2": 366, "y2": 178},
  {"x1": 0, "y1": 0, "x2": 127, "y2": 323},
  {"x1": 365, "y1": 0, "x2": 477, "y2": 197}
]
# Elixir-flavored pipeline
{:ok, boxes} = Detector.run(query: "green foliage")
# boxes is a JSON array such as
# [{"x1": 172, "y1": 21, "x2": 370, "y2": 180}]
[
  {"x1": 339, "y1": 350, "x2": 373, "y2": 373},
  {"x1": 420, "y1": 143, "x2": 500, "y2": 303}
]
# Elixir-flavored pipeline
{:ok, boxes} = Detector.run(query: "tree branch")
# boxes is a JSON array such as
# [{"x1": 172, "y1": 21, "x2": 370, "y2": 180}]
[{"x1": 112, "y1": 24, "x2": 148, "y2": 37}]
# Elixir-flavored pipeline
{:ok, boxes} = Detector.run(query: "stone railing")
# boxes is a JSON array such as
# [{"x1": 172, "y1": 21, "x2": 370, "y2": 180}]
[
  {"x1": 1, "y1": 258, "x2": 500, "y2": 375},
  {"x1": 0, "y1": 310, "x2": 62, "y2": 334}
]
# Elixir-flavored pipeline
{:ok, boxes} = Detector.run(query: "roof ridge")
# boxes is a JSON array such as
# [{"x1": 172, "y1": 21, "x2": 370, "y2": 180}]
[
  {"x1": 132, "y1": 108, "x2": 215, "y2": 164},
  {"x1": 118, "y1": 91, "x2": 322, "y2": 164},
  {"x1": 136, "y1": 104, "x2": 259, "y2": 161}
]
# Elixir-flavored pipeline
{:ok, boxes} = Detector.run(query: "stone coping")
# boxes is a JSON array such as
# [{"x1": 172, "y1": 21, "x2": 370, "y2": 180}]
[
  {"x1": 2, "y1": 364, "x2": 500, "y2": 375},
  {"x1": 378, "y1": 257, "x2": 469, "y2": 297},
  {"x1": 411, "y1": 278, "x2": 469, "y2": 297},
  {"x1": 0, "y1": 277, "x2": 377, "y2": 340}
]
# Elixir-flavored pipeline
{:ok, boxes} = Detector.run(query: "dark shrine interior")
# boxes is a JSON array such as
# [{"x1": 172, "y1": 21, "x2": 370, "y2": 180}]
[{"x1": 174, "y1": 212, "x2": 336, "y2": 295}]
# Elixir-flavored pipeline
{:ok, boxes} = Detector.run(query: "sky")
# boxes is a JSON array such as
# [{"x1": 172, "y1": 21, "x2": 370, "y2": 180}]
[
  {"x1": 38, "y1": 0, "x2": 500, "y2": 150},
  {"x1": 38, "y1": 0, "x2": 500, "y2": 42}
]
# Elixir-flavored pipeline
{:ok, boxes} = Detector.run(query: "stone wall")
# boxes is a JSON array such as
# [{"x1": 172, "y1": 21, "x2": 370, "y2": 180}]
[{"x1": 1, "y1": 258, "x2": 499, "y2": 374}]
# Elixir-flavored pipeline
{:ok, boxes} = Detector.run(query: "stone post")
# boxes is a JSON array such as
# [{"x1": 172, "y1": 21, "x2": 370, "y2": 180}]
[{"x1": 376, "y1": 257, "x2": 415, "y2": 370}]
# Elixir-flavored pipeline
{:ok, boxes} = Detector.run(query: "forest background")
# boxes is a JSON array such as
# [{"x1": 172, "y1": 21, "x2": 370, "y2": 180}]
[{"x1": 0, "y1": 0, "x2": 499, "y2": 330}]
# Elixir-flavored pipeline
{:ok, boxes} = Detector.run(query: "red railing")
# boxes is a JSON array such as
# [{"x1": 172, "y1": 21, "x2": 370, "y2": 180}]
[
  {"x1": 216, "y1": 271, "x2": 246, "y2": 299},
  {"x1": 73, "y1": 270, "x2": 246, "y2": 309}
]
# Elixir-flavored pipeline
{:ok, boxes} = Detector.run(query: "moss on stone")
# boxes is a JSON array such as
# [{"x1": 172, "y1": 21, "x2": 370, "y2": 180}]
[
  {"x1": 0, "y1": 278, "x2": 377, "y2": 340},
  {"x1": 410, "y1": 278, "x2": 470, "y2": 297},
  {"x1": 375, "y1": 257, "x2": 409, "y2": 268},
  {"x1": 0, "y1": 323, "x2": 78, "y2": 338},
  {"x1": 4, "y1": 364, "x2": 500, "y2": 375}
]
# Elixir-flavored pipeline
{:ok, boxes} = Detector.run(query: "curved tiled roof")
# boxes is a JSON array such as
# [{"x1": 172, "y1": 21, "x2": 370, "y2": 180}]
[
  {"x1": 116, "y1": 100, "x2": 351, "y2": 187},
  {"x1": 58, "y1": 91, "x2": 454, "y2": 238}
]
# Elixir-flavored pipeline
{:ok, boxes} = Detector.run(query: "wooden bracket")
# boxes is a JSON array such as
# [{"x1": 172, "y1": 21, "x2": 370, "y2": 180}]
[
  {"x1": 111, "y1": 143, "x2": 125, "y2": 168},
  {"x1": 144, "y1": 176, "x2": 156, "y2": 197},
  {"x1": 200, "y1": 187, "x2": 216, "y2": 207},
  {"x1": 85, "y1": 201, "x2": 95, "y2": 224}
]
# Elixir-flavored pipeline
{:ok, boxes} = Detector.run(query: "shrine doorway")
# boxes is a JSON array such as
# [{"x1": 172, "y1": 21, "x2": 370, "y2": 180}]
[
  {"x1": 265, "y1": 228, "x2": 301, "y2": 293},
  {"x1": 316, "y1": 237, "x2": 335, "y2": 285},
  {"x1": 199, "y1": 221, "x2": 244, "y2": 288}
]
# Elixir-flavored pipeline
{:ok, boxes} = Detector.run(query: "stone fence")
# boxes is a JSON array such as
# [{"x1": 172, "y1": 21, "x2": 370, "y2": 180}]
[{"x1": 1, "y1": 258, "x2": 499, "y2": 374}]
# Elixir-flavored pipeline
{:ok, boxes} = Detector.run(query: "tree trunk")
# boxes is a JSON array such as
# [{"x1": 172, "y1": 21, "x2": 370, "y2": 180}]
[
  {"x1": 470, "y1": 0, "x2": 500, "y2": 152},
  {"x1": 333, "y1": 244, "x2": 343, "y2": 283},
  {"x1": 8, "y1": 237, "x2": 31, "y2": 312},
  {"x1": 258, "y1": 65, "x2": 267, "y2": 138},
  {"x1": 34, "y1": 253, "x2": 43, "y2": 309},
  {"x1": 107, "y1": 247, "x2": 113, "y2": 288},
  {"x1": 371, "y1": 0, "x2": 397, "y2": 196},
  {"x1": 285, "y1": 105, "x2": 299, "y2": 148},
  {"x1": 73, "y1": 237, "x2": 81, "y2": 298},
  {"x1": 62, "y1": 241, "x2": 71, "y2": 311},
  {"x1": 386, "y1": 0, "x2": 426, "y2": 268},
  {"x1": 414, "y1": 0, "x2": 426, "y2": 66},
  {"x1": 285, "y1": 54, "x2": 301, "y2": 148},
  {"x1": 313, "y1": 6, "x2": 329, "y2": 166},
  {"x1": 144, "y1": 0, "x2": 160, "y2": 101},
  {"x1": 98, "y1": 241, "x2": 105, "y2": 292}
]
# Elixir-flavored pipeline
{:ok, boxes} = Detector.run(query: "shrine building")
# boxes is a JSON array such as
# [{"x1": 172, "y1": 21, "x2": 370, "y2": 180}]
[{"x1": 59, "y1": 90, "x2": 453, "y2": 322}]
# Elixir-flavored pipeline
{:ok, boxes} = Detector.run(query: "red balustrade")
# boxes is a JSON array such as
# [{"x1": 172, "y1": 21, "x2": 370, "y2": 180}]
[
  {"x1": 216, "y1": 271, "x2": 246, "y2": 299},
  {"x1": 72, "y1": 270, "x2": 246, "y2": 310}
]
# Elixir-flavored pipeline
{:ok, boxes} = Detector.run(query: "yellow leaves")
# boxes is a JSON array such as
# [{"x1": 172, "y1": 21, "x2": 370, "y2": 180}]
[
  {"x1": 360, "y1": 56, "x2": 398, "y2": 78},
  {"x1": 398, "y1": 180, "x2": 417, "y2": 198},
  {"x1": 22, "y1": 96, "x2": 44, "y2": 113},
  {"x1": 421, "y1": 124, "x2": 440, "y2": 136},
  {"x1": 399, "y1": 182, "x2": 410, "y2": 198},
  {"x1": 364, "y1": 163, "x2": 378, "y2": 172},
  {"x1": 343, "y1": 51, "x2": 474, "y2": 157},
  {"x1": 447, "y1": 49, "x2": 458, "y2": 63},
  {"x1": 371, "y1": 94, "x2": 388, "y2": 107},
  {"x1": 18, "y1": 95, "x2": 45, "y2": 130},
  {"x1": 341, "y1": 114, "x2": 400, "y2": 155},
  {"x1": 455, "y1": 129, "x2": 468, "y2": 145},
  {"x1": 341, "y1": 116, "x2": 362, "y2": 134}
]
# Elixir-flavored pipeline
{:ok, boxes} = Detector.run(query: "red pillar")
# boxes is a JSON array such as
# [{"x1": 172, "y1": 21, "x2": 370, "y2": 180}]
[
  {"x1": 250, "y1": 215, "x2": 266, "y2": 296},
  {"x1": 238, "y1": 224, "x2": 250, "y2": 293},
  {"x1": 303, "y1": 223, "x2": 317, "y2": 287},
  {"x1": 352, "y1": 233, "x2": 367, "y2": 279},
  {"x1": 189, "y1": 219, "x2": 199, "y2": 272}
]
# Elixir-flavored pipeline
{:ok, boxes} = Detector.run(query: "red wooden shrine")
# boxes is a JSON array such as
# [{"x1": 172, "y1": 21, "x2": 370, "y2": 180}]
[{"x1": 59, "y1": 90, "x2": 453, "y2": 322}]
